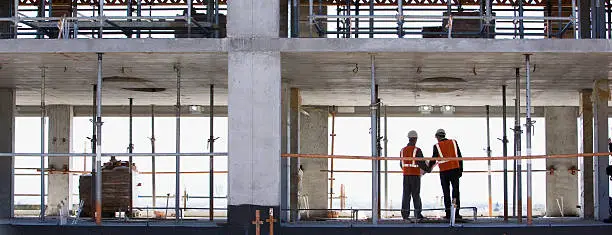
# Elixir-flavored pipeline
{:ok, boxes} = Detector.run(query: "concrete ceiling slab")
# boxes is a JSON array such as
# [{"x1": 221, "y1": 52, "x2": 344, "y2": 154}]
[{"x1": 0, "y1": 50, "x2": 610, "y2": 106}]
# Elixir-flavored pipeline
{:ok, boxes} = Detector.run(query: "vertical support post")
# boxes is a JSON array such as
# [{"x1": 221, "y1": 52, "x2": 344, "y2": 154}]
[
  {"x1": 486, "y1": 105, "x2": 492, "y2": 217},
  {"x1": 13, "y1": 0, "x2": 19, "y2": 38},
  {"x1": 209, "y1": 84, "x2": 215, "y2": 221},
  {"x1": 40, "y1": 67, "x2": 46, "y2": 220},
  {"x1": 95, "y1": 53, "x2": 103, "y2": 225},
  {"x1": 592, "y1": 79, "x2": 609, "y2": 221},
  {"x1": 502, "y1": 85, "x2": 509, "y2": 221},
  {"x1": 128, "y1": 98, "x2": 134, "y2": 216},
  {"x1": 329, "y1": 108, "x2": 336, "y2": 209},
  {"x1": 525, "y1": 55, "x2": 532, "y2": 225},
  {"x1": 514, "y1": 67, "x2": 522, "y2": 223},
  {"x1": 174, "y1": 64, "x2": 181, "y2": 222},
  {"x1": 518, "y1": 0, "x2": 524, "y2": 38},
  {"x1": 151, "y1": 105, "x2": 156, "y2": 209},
  {"x1": 369, "y1": 0, "x2": 374, "y2": 38},
  {"x1": 215, "y1": 0, "x2": 219, "y2": 38},
  {"x1": 370, "y1": 54, "x2": 379, "y2": 224},
  {"x1": 383, "y1": 105, "x2": 388, "y2": 217},
  {"x1": 397, "y1": 0, "x2": 403, "y2": 38},
  {"x1": 579, "y1": 90, "x2": 594, "y2": 219},
  {"x1": 91, "y1": 84, "x2": 97, "y2": 217},
  {"x1": 572, "y1": 0, "x2": 578, "y2": 38},
  {"x1": 187, "y1": 0, "x2": 192, "y2": 37},
  {"x1": 309, "y1": 0, "x2": 313, "y2": 37},
  {"x1": 137, "y1": 0, "x2": 142, "y2": 38},
  {"x1": 99, "y1": 0, "x2": 104, "y2": 38}
]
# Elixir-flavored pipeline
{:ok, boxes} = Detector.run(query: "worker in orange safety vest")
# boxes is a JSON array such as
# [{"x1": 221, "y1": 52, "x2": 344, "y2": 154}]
[
  {"x1": 399, "y1": 130, "x2": 429, "y2": 220},
  {"x1": 427, "y1": 128, "x2": 464, "y2": 220}
]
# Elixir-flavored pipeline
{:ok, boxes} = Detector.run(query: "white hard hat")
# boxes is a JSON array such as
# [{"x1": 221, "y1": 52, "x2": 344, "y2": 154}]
[
  {"x1": 435, "y1": 129, "x2": 446, "y2": 136},
  {"x1": 407, "y1": 130, "x2": 418, "y2": 138}
]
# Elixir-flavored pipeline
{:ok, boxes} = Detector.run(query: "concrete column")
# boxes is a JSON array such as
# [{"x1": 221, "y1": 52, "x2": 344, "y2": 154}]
[
  {"x1": 299, "y1": 107, "x2": 328, "y2": 219},
  {"x1": 289, "y1": 88, "x2": 300, "y2": 221},
  {"x1": 592, "y1": 79, "x2": 610, "y2": 221},
  {"x1": 579, "y1": 90, "x2": 595, "y2": 219},
  {"x1": 0, "y1": 88, "x2": 15, "y2": 219},
  {"x1": 46, "y1": 105, "x2": 73, "y2": 216},
  {"x1": 545, "y1": 107, "x2": 579, "y2": 217},
  {"x1": 227, "y1": 0, "x2": 280, "y2": 232},
  {"x1": 280, "y1": 82, "x2": 290, "y2": 221}
]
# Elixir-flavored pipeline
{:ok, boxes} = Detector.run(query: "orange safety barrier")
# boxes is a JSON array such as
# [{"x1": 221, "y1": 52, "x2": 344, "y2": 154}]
[{"x1": 281, "y1": 152, "x2": 612, "y2": 161}]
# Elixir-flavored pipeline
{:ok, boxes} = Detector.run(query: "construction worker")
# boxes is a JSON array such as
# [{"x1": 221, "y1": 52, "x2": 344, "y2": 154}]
[
  {"x1": 400, "y1": 130, "x2": 429, "y2": 220},
  {"x1": 428, "y1": 129, "x2": 463, "y2": 219}
]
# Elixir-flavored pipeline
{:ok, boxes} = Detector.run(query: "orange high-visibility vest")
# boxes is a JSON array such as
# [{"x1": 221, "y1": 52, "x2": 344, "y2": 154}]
[
  {"x1": 401, "y1": 146, "x2": 421, "y2": 176},
  {"x1": 435, "y1": 139, "x2": 461, "y2": 172}
]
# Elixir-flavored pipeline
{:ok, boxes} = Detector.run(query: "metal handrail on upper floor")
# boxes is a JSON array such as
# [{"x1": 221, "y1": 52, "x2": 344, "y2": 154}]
[{"x1": 304, "y1": 0, "x2": 581, "y2": 39}]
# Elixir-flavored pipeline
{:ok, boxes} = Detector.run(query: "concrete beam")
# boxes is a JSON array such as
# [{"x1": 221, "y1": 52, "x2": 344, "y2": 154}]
[
  {"x1": 46, "y1": 105, "x2": 74, "y2": 216},
  {"x1": 592, "y1": 79, "x2": 610, "y2": 221},
  {"x1": 0, "y1": 39, "x2": 227, "y2": 53},
  {"x1": 579, "y1": 89, "x2": 594, "y2": 219},
  {"x1": 1, "y1": 38, "x2": 612, "y2": 54},
  {"x1": 545, "y1": 107, "x2": 579, "y2": 217},
  {"x1": 0, "y1": 88, "x2": 15, "y2": 219},
  {"x1": 299, "y1": 106, "x2": 328, "y2": 218}
]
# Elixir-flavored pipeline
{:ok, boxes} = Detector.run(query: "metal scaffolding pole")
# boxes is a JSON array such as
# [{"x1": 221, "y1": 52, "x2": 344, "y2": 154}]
[
  {"x1": 95, "y1": 53, "x2": 103, "y2": 225},
  {"x1": 502, "y1": 85, "x2": 509, "y2": 221},
  {"x1": 98, "y1": 0, "x2": 104, "y2": 38},
  {"x1": 329, "y1": 107, "x2": 337, "y2": 209},
  {"x1": 397, "y1": 0, "x2": 404, "y2": 37},
  {"x1": 174, "y1": 64, "x2": 182, "y2": 222},
  {"x1": 209, "y1": 84, "x2": 215, "y2": 221},
  {"x1": 383, "y1": 105, "x2": 388, "y2": 218},
  {"x1": 370, "y1": 54, "x2": 379, "y2": 224},
  {"x1": 14, "y1": 0, "x2": 19, "y2": 38},
  {"x1": 518, "y1": 0, "x2": 525, "y2": 38},
  {"x1": 128, "y1": 98, "x2": 134, "y2": 216},
  {"x1": 525, "y1": 54, "x2": 533, "y2": 225},
  {"x1": 515, "y1": 67, "x2": 522, "y2": 223},
  {"x1": 486, "y1": 105, "x2": 492, "y2": 217},
  {"x1": 91, "y1": 84, "x2": 97, "y2": 219},
  {"x1": 39, "y1": 66, "x2": 46, "y2": 221},
  {"x1": 369, "y1": 0, "x2": 374, "y2": 38},
  {"x1": 151, "y1": 105, "x2": 156, "y2": 209}
]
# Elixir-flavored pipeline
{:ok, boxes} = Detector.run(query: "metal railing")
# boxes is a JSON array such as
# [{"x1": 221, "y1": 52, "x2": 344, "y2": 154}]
[
  {"x1": 9, "y1": 152, "x2": 228, "y2": 222},
  {"x1": 305, "y1": 0, "x2": 580, "y2": 39},
  {"x1": 1, "y1": 1, "x2": 225, "y2": 39}
]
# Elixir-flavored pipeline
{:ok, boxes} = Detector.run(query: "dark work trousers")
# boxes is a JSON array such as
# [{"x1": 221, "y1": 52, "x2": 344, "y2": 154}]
[
  {"x1": 440, "y1": 168, "x2": 461, "y2": 217},
  {"x1": 401, "y1": 175, "x2": 422, "y2": 219}
]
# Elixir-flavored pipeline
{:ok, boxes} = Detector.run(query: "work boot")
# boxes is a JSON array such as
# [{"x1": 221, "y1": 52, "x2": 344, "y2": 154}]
[{"x1": 416, "y1": 214, "x2": 425, "y2": 220}]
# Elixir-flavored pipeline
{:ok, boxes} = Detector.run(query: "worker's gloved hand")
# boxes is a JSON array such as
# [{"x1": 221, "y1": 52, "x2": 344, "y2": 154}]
[{"x1": 458, "y1": 168, "x2": 463, "y2": 178}]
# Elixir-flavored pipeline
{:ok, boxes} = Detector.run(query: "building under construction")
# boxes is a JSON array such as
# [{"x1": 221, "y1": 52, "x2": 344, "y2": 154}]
[{"x1": 0, "y1": 0, "x2": 612, "y2": 234}]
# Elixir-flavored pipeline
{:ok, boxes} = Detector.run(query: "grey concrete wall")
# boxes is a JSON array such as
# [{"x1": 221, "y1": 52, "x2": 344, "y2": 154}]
[
  {"x1": 299, "y1": 107, "x2": 328, "y2": 218},
  {"x1": 545, "y1": 107, "x2": 579, "y2": 217},
  {"x1": 579, "y1": 90, "x2": 594, "y2": 219},
  {"x1": 0, "y1": 88, "x2": 15, "y2": 218},
  {"x1": 592, "y1": 79, "x2": 610, "y2": 221},
  {"x1": 46, "y1": 105, "x2": 73, "y2": 216}
]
